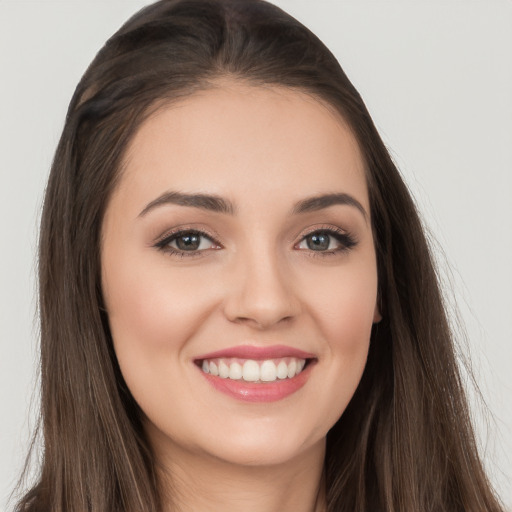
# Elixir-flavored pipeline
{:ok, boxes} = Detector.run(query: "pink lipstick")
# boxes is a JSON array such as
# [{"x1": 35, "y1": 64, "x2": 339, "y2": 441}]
[
  {"x1": 196, "y1": 344, "x2": 315, "y2": 361},
  {"x1": 195, "y1": 345, "x2": 316, "y2": 402}
]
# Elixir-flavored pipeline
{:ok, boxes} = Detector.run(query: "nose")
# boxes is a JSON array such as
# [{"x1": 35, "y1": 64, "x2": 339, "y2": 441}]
[{"x1": 223, "y1": 248, "x2": 300, "y2": 330}]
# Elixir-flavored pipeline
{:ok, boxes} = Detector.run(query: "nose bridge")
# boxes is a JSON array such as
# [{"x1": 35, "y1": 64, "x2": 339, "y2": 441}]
[{"x1": 223, "y1": 240, "x2": 299, "y2": 328}]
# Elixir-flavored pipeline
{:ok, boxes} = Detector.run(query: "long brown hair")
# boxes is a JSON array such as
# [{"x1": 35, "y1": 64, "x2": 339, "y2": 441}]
[{"x1": 16, "y1": 0, "x2": 504, "y2": 510}]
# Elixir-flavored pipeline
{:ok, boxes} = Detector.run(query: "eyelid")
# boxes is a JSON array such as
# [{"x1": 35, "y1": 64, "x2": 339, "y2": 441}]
[
  {"x1": 153, "y1": 225, "x2": 223, "y2": 252},
  {"x1": 293, "y1": 224, "x2": 355, "y2": 243},
  {"x1": 151, "y1": 223, "x2": 357, "y2": 257},
  {"x1": 293, "y1": 224, "x2": 358, "y2": 253},
  {"x1": 153, "y1": 224, "x2": 220, "y2": 244}
]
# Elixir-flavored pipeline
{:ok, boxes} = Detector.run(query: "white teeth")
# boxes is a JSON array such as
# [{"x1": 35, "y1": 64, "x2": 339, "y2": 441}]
[
  {"x1": 260, "y1": 360, "x2": 277, "y2": 382},
  {"x1": 201, "y1": 357, "x2": 307, "y2": 382},
  {"x1": 229, "y1": 362, "x2": 243, "y2": 380},
  {"x1": 242, "y1": 360, "x2": 260, "y2": 382},
  {"x1": 209, "y1": 361, "x2": 219, "y2": 376},
  {"x1": 219, "y1": 361, "x2": 230, "y2": 378},
  {"x1": 287, "y1": 360, "x2": 297, "y2": 378},
  {"x1": 277, "y1": 361, "x2": 288, "y2": 379}
]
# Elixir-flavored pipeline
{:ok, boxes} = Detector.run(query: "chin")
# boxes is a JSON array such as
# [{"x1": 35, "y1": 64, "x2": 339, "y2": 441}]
[{"x1": 201, "y1": 433, "x2": 324, "y2": 468}]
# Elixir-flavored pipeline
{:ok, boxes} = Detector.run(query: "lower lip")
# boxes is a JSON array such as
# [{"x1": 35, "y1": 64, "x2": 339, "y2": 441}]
[{"x1": 198, "y1": 362, "x2": 314, "y2": 403}]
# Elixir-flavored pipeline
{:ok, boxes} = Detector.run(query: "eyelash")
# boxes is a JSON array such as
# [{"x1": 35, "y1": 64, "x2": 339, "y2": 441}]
[
  {"x1": 296, "y1": 226, "x2": 358, "y2": 257},
  {"x1": 153, "y1": 226, "x2": 357, "y2": 258},
  {"x1": 154, "y1": 228, "x2": 221, "y2": 258}
]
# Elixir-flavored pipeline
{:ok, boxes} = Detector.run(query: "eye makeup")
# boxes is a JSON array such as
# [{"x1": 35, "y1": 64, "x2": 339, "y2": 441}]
[
  {"x1": 294, "y1": 225, "x2": 357, "y2": 257},
  {"x1": 152, "y1": 223, "x2": 358, "y2": 259},
  {"x1": 153, "y1": 226, "x2": 222, "y2": 258}
]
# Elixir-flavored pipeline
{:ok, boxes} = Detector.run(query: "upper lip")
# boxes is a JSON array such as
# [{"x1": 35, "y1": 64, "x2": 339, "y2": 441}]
[{"x1": 195, "y1": 344, "x2": 316, "y2": 361}]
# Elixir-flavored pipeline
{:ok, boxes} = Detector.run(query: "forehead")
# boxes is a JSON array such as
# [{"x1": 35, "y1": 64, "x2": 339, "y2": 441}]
[{"x1": 116, "y1": 82, "x2": 368, "y2": 215}]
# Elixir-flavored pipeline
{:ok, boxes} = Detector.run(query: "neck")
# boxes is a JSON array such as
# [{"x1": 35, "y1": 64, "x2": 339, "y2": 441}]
[{"x1": 152, "y1": 433, "x2": 327, "y2": 512}]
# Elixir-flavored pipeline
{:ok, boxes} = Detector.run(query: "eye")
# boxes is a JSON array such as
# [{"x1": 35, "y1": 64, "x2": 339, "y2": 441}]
[
  {"x1": 296, "y1": 229, "x2": 357, "y2": 254},
  {"x1": 155, "y1": 229, "x2": 220, "y2": 255}
]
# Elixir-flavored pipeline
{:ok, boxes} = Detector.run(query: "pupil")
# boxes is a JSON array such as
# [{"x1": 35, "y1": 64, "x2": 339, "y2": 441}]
[
  {"x1": 177, "y1": 234, "x2": 200, "y2": 251},
  {"x1": 307, "y1": 233, "x2": 329, "y2": 251}
]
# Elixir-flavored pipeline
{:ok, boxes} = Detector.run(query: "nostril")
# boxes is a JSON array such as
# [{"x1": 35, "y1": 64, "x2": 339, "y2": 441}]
[{"x1": 222, "y1": 270, "x2": 301, "y2": 328}]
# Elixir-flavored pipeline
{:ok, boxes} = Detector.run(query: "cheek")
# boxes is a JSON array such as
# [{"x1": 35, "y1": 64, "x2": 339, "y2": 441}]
[
  {"x1": 101, "y1": 252, "x2": 225, "y2": 431},
  {"x1": 298, "y1": 258, "x2": 377, "y2": 422},
  {"x1": 102, "y1": 248, "x2": 218, "y2": 368},
  {"x1": 303, "y1": 258, "x2": 378, "y2": 349}
]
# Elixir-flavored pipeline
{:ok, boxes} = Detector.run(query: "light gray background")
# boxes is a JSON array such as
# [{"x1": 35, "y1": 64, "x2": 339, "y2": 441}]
[{"x1": 1, "y1": 1, "x2": 511, "y2": 510}]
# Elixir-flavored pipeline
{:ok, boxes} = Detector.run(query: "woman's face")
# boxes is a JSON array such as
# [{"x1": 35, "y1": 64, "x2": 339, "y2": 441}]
[{"x1": 102, "y1": 82, "x2": 380, "y2": 469}]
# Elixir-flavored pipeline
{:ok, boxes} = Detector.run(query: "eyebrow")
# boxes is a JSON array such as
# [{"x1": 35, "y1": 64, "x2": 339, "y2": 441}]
[
  {"x1": 138, "y1": 191, "x2": 367, "y2": 220},
  {"x1": 292, "y1": 193, "x2": 368, "y2": 220},
  {"x1": 138, "y1": 191, "x2": 236, "y2": 217}
]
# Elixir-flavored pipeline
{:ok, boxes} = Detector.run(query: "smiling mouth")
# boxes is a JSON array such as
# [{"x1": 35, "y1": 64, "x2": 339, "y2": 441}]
[
  {"x1": 194, "y1": 345, "x2": 317, "y2": 401},
  {"x1": 197, "y1": 357, "x2": 311, "y2": 383}
]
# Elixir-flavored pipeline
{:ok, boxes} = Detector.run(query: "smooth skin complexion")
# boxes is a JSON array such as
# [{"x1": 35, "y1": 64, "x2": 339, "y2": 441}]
[{"x1": 101, "y1": 81, "x2": 381, "y2": 512}]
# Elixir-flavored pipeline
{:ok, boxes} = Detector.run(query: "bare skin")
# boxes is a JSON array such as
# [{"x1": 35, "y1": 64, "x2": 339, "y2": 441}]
[
  {"x1": 149, "y1": 419, "x2": 327, "y2": 512},
  {"x1": 102, "y1": 80, "x2": 379, "y2": 511}
]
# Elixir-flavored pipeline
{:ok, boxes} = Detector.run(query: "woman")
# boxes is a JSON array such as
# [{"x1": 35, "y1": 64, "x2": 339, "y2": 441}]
[{"x1": 14, "y1": 0, "x2": 505, "y2": 510}]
